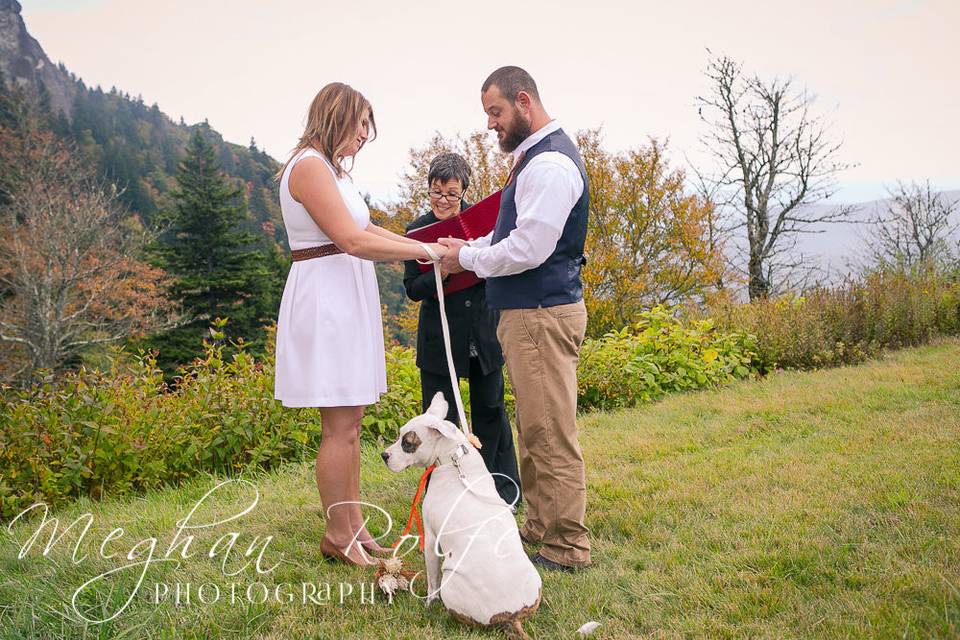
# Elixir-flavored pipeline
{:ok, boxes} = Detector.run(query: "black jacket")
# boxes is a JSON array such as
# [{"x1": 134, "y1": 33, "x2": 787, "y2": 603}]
[{"x1": 404, "y1": 209, "x2": 504, "y2": 377}]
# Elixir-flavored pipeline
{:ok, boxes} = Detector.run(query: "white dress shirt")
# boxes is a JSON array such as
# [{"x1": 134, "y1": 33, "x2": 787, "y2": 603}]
[{"x1": 458, "y1": 120, "x2": 584, "y2": 279}]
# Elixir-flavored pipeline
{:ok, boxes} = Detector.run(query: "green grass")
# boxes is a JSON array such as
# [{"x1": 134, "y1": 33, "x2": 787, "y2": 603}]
[{"x1": 1, "y1": 340, "x2": 959, "y2": 639}]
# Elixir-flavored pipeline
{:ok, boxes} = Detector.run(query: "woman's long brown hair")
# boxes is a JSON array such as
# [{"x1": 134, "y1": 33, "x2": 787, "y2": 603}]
[{"x1": 275, "y1": 82, "x2": 377, "y2": 181}]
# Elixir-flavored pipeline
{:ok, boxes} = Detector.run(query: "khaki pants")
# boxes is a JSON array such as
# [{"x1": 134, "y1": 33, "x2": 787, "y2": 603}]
[{"x1": 497, "y1": 299, "x2": 590, "y2": 567}]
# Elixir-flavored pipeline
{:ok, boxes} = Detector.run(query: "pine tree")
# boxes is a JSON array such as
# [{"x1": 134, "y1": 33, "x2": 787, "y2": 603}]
[
  {"x1": 0, "y1": 72, "x2": 31, "y2": 206},
  {"x1": 0, "y1": 69, "x2": 18, "y2": 128},
  {"x1": 35, "y1": 80, "x2": 52, "y2": 118},
  {"x1": 148, "y1": 130, "x2": 275, "y2": 367}
]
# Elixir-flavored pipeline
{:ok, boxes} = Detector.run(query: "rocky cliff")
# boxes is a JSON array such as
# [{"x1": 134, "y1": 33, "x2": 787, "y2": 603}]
[{"x1": 0, "y1": 0, "x2": 75, "y2": 115}]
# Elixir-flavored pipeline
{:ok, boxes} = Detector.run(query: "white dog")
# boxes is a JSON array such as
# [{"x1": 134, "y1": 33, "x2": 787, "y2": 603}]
[{"x1": 381, "y1": 392, "x2": 542, "y2": 639}]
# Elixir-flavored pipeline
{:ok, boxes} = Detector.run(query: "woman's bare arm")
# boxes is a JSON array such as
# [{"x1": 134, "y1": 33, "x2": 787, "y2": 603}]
[
  {"x1": 367, "y1": 223, "x2": 420, "y2": 245},
  {"x1": 289, "y1": 158, "x2": 443, "y2": 261}
]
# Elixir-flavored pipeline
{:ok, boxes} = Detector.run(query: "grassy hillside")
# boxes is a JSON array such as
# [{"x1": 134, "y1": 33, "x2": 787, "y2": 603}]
[{"x1": 1, "y1": 340, "x2": 958, "y2": 639}]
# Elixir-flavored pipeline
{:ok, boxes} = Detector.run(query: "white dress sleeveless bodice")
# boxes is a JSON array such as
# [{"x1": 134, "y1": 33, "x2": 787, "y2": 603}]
[{"x1": 273, "y1": 148, "x2": 387, "y2": 407}]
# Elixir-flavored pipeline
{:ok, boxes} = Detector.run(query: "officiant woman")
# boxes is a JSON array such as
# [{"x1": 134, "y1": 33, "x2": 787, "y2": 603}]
[{"x1": 403, "y1": 153, "x2": 522, "y2": 508}]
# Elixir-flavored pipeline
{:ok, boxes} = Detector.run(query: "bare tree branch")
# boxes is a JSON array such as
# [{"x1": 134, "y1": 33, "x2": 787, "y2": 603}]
[
  {"x1": 861, "y1": 180, "x2": 958, "y2": 270},
  {"x1": 0, "y1": 116, "x2": 183, "y2": 380},
  {"x1": 696, "y1": 52, "x2": 853, "y2": 299}
]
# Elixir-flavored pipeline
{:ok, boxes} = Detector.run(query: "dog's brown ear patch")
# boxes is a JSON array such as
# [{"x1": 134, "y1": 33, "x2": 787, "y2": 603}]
[{"x1": 401, "y1": 431, "x2": 422, "y2": 453}]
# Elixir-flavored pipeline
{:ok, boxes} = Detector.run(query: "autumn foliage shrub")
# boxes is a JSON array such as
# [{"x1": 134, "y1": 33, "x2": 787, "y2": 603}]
[
  {"x1": 0, "y1": 335, "x2": 291, "y2": 518},
  {"x1": 3, "y1": 269, "x2": 956, "y2": 517},
  {"x1": 0, "y1": 310, "x2": 762, "y2": 517},
  {"x1": 705, "y1": 268, "x2": 960, "y2": 371}
]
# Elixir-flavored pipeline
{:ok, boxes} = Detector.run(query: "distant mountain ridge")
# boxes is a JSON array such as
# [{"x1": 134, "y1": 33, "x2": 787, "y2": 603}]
[
  {"x1": 0, "y1": 0, "x2": 285, "y2": 243},
  {"x1": 720, "y1": 190, "x2": 960, "y2": 287},
  {"x1": 792, "y1": 190, "x2": 960, "y2": 275}
]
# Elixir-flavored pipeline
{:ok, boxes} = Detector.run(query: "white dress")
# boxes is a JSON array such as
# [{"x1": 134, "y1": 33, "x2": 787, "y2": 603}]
[{"x1": 274, "y1": 148, "x2": 387, "y2": 407}]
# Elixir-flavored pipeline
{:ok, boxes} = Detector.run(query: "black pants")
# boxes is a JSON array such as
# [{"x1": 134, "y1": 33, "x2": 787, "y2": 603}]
[{"x1": 420, "y1": 359, "x2": 522, "y2": 508}]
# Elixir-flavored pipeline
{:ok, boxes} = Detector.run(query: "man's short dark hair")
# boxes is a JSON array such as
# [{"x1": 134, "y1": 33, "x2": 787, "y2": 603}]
[
  {"x1": 427, "y1": 152, "x2": 471, "y2": 191},
  {"x1": 481, "y1": 66, "x2": 540, "y2": 103}
]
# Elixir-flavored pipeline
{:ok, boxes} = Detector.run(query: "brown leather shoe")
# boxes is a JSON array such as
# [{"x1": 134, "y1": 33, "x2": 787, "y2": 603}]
[
  {"x1": 320, "y1": 537, "x2": 376, "y2": 566},
  {"x1": 358, "y1": 539, "x2": 394, "y2": 558},
  {"x1": 529, "y1": 552, "x2": 588, "y2": 573}
]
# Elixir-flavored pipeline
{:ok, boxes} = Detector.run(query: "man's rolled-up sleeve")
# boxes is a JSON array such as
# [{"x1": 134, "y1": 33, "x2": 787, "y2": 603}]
[{"x1": 459, "y1": 156, "x2": 582, "y2": 279}]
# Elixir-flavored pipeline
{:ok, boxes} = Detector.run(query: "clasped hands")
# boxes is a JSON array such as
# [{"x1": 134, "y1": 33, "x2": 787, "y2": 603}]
[
  {"x1": 420, "y1": 237, "x2": 467, "y2": 276},
  {"x1": 437, "y1": 237, "x2": 467, "y2": 275}
]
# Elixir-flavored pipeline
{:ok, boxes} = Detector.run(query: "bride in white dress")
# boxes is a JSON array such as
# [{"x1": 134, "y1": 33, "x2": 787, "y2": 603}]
[{"x1": 274, "y1": 82, "x2": 446, "y2": 566}]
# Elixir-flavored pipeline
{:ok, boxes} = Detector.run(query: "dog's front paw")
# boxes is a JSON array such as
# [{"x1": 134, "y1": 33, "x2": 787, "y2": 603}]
[{"x1": 425, "y1": 594, "x2": 440, "y2": 608}]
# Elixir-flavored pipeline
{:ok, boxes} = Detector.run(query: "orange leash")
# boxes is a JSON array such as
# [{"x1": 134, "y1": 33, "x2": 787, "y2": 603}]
[{"x1": 392, "y1": 464, "x2": 436, "y2": 553}]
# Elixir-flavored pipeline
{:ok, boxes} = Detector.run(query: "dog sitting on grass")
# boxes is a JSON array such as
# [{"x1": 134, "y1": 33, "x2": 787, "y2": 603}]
[{"x1": 381, "y1": 392, "x2": 542, "y2": 640}]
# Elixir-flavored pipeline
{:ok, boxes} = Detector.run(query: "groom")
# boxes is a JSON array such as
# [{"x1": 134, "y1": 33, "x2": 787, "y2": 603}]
[{"x1": 440, "y1": 66, "x2": 591, "y2": 571}]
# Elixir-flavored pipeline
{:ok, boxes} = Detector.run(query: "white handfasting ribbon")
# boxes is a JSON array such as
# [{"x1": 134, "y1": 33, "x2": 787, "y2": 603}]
[{"x1": 417, "y1": 244, "x2": 475, "y2": 445}]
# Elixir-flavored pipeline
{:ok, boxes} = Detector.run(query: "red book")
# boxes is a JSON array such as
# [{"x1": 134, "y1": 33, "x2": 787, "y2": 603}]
[{"x1": 405, "y1": 190, "x2": 502, "y2": 295}]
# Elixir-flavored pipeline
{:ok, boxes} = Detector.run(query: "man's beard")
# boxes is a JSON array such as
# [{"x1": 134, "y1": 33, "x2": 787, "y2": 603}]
[{"x1": 498, "y1": 111, "x2": 532, "y2": 153}]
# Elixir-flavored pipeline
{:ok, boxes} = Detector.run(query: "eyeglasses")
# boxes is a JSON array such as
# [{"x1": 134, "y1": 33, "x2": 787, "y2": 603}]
[{"x1": 428, "y1": 190, "x2": 464, "y2": 203}]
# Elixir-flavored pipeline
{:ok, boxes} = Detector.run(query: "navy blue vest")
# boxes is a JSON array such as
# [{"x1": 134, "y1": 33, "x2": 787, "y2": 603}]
[{"x1": 485, "y1": 128, "x2": 589, "y2": 310}]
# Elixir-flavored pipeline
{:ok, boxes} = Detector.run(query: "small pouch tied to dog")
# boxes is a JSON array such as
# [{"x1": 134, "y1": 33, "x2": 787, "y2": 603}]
[{"x1": 375, "y1": 557, "x2": 419, "y2": 604}]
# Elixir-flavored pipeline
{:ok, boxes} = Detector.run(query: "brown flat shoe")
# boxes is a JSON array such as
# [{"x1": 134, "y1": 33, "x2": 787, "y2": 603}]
[
  {"x1": 358, "y1": 539, "x2": 394, "y2": 557},
  {"x1": 320, "y1": 537, "x2": 376, "y2": 567}
]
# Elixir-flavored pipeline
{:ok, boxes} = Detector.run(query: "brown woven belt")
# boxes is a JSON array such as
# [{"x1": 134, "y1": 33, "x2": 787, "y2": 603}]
[{"x1": 290, "y1": 244, "x2": 344, "y2": 261}]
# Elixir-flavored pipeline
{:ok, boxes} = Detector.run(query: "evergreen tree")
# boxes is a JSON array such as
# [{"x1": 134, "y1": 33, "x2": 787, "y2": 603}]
[
  {"x1": 0, "y1": 69, "x2": 26, "y2": 130},
  {"x1": 0, "y1": 73, "x2": 31, "y2": 206},
  {"x1": 35, "y1": 80, "x2": 52, "y2": 118},
  {"x1": 147, "y1": 130, "x2": 276, "y2": 369},
  {"x1": 51, "y1": 110, "x2": 71, "y2": 138}
]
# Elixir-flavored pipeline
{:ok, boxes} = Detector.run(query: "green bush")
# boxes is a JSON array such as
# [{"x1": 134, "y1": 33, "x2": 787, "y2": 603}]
[
  {"x1": 577, "y1": 306, "x2": 759, "y2": 412},
  {"x1": 8, "y1": 267, "x2": 955, "y2": 519},
  {"x1": 362, "y1": 346, "x2": 423, "y2": 440},
  {"x1": 0, "y1": 329, "x2": 312, "y2": 519},
  {"x1": 704, "y1": 268, "x2": 960, "y2": 371},
  {"x1": 0, "y1": 308, "x2": 761, "y2": 518}
]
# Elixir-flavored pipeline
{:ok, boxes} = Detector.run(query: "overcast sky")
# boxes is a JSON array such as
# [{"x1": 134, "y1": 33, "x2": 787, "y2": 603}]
[{"x1": 20, "y1": 0, "x2": 960, "y2": 205}]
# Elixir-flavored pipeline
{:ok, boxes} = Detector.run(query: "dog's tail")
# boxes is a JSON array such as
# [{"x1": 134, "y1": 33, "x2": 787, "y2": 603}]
[{"x1": 499, "y1": 619, "x2": 530, "y2": 640}]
